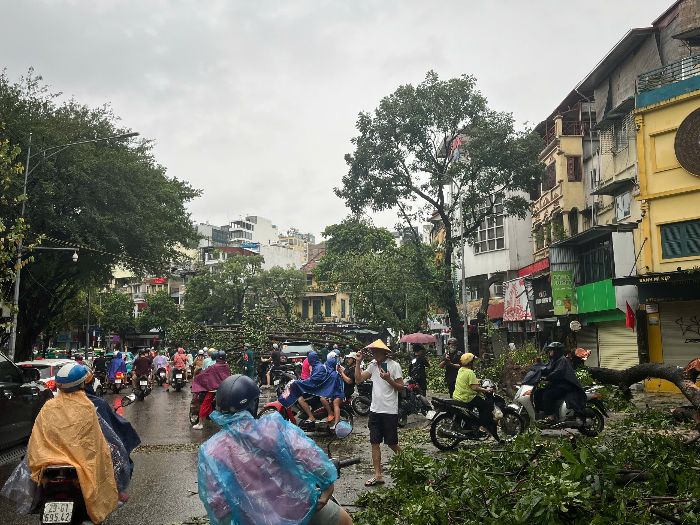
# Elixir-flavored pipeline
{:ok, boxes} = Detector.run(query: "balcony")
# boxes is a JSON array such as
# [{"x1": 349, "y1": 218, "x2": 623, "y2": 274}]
[
  {"x1": 637, "y1": 55, "x2": 700, "y2": 107},
  {"x1": 541, "y1": 118, "x2": 588, "y2": 152}
]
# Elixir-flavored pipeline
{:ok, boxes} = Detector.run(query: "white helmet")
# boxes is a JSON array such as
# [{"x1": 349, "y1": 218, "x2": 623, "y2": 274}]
[{"x1": 272, "y1": 343, "x2": 279, "y2": 350}]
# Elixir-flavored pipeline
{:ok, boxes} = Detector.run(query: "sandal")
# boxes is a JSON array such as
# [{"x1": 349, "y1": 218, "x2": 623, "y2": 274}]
[{"x1": 365, "y1": 478, "x2": 385, "y2": 487}]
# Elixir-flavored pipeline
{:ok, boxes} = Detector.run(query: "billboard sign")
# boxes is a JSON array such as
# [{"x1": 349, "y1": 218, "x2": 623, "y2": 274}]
[
  {"x1": 503, "y1": 278, "x2": 532, "y2": 321},
  {"x1": 552, "y1": 270, "x2": 578, "y2": 315}
]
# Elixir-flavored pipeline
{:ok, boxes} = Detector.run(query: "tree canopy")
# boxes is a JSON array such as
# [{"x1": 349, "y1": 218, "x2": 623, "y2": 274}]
[
  {"x1": 337, "y1": 71, "x2": 543, "y2": 348},
  {"x1": 0, "y1": 70, "x2": 200, "y2": 360}
]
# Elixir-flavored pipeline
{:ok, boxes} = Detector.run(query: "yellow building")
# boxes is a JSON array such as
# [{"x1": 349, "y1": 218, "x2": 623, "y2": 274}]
[
  {"x1": 294, "y1": 248, "x2": 352, "y2": 323},
  {"x1": 631, "y1": 55, "x2": 700, "y2": 391}
]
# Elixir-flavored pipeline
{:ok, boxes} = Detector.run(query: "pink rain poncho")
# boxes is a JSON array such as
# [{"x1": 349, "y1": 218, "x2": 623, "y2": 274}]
[{"x1": 198, "y1": 410, "x2": 337, "y2": 525}]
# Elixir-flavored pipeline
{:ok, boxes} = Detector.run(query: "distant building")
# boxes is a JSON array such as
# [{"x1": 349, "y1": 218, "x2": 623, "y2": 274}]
[
  {"x1": 229, "y1": 215, "x2": 278, "y2": 246},
  {"x1": 295, "y1": 244, "x2": 352, "y2": 323}
]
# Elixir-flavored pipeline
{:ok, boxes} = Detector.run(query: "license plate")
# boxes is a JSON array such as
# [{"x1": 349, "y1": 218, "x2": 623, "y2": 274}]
[
  {"x1": 140, "y1": 381, "x2": 148, "y2": 386},
  {"x1": 159, "y1": 372, "x2": 165, "y2": 377},
  {"x1": 426, "y1": 410, "x2": 436, "y2": 420},
  {"x1": 115, "y1": 379, "x2": 122, "y2": 384},
  {"x1": 176, "y1": 374, "x2": 183, "y2": 379},
  {"x1": 274, "y1": 379, "x2": 280, "y2": 386},
  {"x1": 43, "y1": 501, "x2": 74, "y2": 524}
]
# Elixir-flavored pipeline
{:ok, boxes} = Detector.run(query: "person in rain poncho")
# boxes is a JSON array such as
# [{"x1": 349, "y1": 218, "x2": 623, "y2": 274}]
[
  {"x1": 198, "y1": 375, "x2": 352, "y2": 525},
  {"x1": 28, "y1": 363, "x2": 119, "y2": 524},
  {"x1": 202, "y1": 347, "x2": 216, "y2": 370},
  {"x1": 279, "y1": 351, "x2": 343, "y2": 425},
  {"x1": 192, "y1": 351, "x2": 232, "y2": 430},
  {"x1": 107, "y1": 351, "x2": 127, "y2": 382},
  {"x1": 171, "y1": 347, "x2": 189, "y2": 382}
]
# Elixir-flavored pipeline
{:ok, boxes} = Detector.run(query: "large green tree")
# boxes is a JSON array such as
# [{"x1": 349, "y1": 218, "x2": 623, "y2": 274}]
[
  {"x1": 316, "y1": 217, "x2": 439, "y2": 333},
  {"x1": 137, "y1": 290, "x2": 180, "y2": 337},
  {"x1": 100, "y1": 291, "x2": 135, "y2": 349},
  {"x1": 257, "y1": 266, "x2": 307, "y2": 323},
  {"x1": 0, "y1": 71, "x2": 199, "y2": 360},
  {"x1": 337, "y1": 71, "x2": 542, "y2": 349}
]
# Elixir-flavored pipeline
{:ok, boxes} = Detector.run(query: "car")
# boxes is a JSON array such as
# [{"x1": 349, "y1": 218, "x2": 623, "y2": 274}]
[
  {"x1": 0, "y1": 351, "x2": 53, "y2": 452},
  {"x1": 281, "y1": 341, "x2": 315, "y2": 369},
  {"x1": 15, "y1": 359, "x2": 103, "y2": 396}
]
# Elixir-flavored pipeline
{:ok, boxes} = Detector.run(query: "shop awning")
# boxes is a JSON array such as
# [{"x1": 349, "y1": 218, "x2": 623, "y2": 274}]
[
  {"x1": 590, "y1": 175, "x2": 636, "y2": 196},
  {"x1": 552, "y1": 223, "x2": 637, "y2": 248}
]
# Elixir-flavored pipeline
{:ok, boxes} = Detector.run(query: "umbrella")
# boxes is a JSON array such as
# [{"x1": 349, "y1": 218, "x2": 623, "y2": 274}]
[{"x1": 399, "y1": 333, "x2": 437, "y2": 344}]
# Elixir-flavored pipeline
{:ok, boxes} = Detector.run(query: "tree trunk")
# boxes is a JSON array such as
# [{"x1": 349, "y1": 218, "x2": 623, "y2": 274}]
[
  {"x1": 588, "y1": 363, "x2": 700, "y2": 410},
  {"x1": 441, "y1": 237, "x2": 464, "y2": 352}
]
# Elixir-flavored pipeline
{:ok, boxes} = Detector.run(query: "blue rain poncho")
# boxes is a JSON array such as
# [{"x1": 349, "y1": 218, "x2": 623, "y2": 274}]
[
  {"x1": 198, "y1": 410, "x2": 337, "y2": 525},
  {"x1": 279, "y1": 352, "x2": 344, "y2": 408},
  {"x1": 107, "y1": 352, "x2": 127, "y2": 381}
]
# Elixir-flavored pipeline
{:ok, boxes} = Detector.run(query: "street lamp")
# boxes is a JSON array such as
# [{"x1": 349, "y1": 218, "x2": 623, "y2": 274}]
[{"x1": 7, "y1": 131, "x2": 139, "y2": 361}]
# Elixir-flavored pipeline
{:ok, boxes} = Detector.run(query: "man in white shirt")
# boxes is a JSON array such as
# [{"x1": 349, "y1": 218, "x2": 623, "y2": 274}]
[{"x1": 355, "y1": 339, "x2": 403, "y2": 487}]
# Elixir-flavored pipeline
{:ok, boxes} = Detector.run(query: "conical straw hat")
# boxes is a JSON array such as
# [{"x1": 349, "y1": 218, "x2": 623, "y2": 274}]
[{"x1": 364, "y1": 339, "x2": 391, "y2": 352}]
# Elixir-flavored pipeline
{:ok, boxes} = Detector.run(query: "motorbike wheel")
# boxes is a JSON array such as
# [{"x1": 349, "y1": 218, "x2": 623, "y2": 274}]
[
  {"x1": 352, "y1": 396, "x2": 370, "y2": 416},
  {"x1": 258, "y1": 406, "x2": 280, "y2": 419},
  {"x1": 112, "y1": 385, "x2": 120, "y2": 394},
  {"x1": 579, "y1": 407, "x2": 604, "y2": 437},
  {"x1": 95, "y1": 385, "x2": 104, "y2": 397},
  {"x1": 339, "y1": 407, "x2": 354, "y2": 428},
  {"x1": 430, "y1": 412, "x2": 460, "y2": 451},
  {"x1": 174, "y1": 384, "x2": 183, "y2": 392},
  {"x1": 497, "y1": 408, "x2": 525, "y2": 439}
]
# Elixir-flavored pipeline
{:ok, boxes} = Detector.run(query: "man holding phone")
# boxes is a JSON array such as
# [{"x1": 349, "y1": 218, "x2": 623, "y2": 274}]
[{"x1": 355, "y1": 339, "x2": 403, "y2": 487}]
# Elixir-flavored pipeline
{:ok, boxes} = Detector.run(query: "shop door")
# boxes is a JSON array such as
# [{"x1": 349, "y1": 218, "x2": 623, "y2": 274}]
[
  {"x1": 597, "y1": 321, "x2": 639, "y2": 370},
  {"x1": 576, "y1": 326, "x2": 599, "y2": 367},
  {"x1": 659, "y1": 300, "x2": 700, "y2": 368}
]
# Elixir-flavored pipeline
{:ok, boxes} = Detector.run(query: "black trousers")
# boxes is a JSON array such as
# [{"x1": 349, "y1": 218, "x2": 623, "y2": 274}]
[
  {"x1": 537, "y1": 384, "x2": 571, "y2": 416},
  {"x1": 447, "y1": 378, "x2": 456, "y2": 398},
  {"x1": 454, "y1": 396, "x2": 499, "y2": 440}
]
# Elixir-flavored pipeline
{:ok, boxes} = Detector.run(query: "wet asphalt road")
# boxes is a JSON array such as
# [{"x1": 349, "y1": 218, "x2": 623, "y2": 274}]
[{"x1": 0, "y1": 384, "x2": 405, "y2": 525}]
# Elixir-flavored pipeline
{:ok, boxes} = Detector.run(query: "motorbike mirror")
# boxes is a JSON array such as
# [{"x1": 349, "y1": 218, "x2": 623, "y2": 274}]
[
  {"x1": 335, "y1": 420, "x2": 353, "y2": 438},
  {"x1": 120, "y1": 394, "x2": 136, "y2": 407}
]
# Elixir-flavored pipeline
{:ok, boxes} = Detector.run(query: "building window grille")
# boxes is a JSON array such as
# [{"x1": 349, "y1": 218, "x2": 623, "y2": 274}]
[
  {"x1": 579, "y1": 240, "x2": 614, "y2": 285},
  {"x1": 473, "y1": 195, "x2": 505, "y2": 254}
]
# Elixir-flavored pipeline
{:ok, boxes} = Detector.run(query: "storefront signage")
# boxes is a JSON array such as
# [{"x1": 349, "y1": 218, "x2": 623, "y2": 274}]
[
  {"x1": 552, "y1": 270, "x2": 578, "y2": 315},
  {"x1": 518, "y1": 257, "x2": 550, "y2": 277},
  {"x1": 532, "y1": 277, "x2": 553, "y2": 318},
  {"x1": 147, "y1": 277, "x2": 167, "y2": 285},
  {"x1": 503, "y1": 278, "x2": 531, "y2": 321}
]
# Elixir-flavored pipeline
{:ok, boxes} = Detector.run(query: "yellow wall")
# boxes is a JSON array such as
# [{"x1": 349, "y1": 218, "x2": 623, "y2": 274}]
[
  {"x1": 294, "y1": 292, "x2": 352, "y2": 322},
  {"x1": 636, "y1": 90, "x2": 700, "y2": 274}
]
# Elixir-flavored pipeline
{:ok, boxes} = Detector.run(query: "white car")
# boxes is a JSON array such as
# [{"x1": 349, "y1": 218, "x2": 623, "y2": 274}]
[{"x1": 16, "y1": 359, "x2": 103, "y2": 396}]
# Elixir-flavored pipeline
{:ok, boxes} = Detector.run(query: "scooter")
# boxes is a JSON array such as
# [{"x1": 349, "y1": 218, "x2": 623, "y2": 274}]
[
  {"x1": 508, "y1": 364, "x2": 607, "y2": 436},
  {"x1": 155, "y1": 367, "x2": 168, "y2": 386},
  {"x1": 429, "y1": 379, "x2": 525, "y2": 451},
  {"x1": 171, "y1": 369, "x2": 187, "y2": 392},
  {"x1": 133, "y1": 375, "x2": 152, "y2": 401},
  {"x1": 109, "y1": 371, "x2": 127, "y2": 394},
  {"x1": 351, "y1": 381, "x2": 372, "y2": 416},
  {"x1": 397, "y1": 377, "x2": 433, "y2": 427}
]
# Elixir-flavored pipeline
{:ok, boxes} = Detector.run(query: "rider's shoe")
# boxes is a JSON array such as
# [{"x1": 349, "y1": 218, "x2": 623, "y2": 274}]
[{"x1": 192, "y1": 423, "x2": 204, "y2": 430}]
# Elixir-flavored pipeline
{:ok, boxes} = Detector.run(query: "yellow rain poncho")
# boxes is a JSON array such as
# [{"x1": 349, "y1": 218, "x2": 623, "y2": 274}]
[{"x1": 27, "y1": 390, "x2": 118, "y2": 524}]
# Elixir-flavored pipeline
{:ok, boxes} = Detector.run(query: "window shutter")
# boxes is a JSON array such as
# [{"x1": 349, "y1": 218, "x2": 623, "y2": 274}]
[
  {"x1": 325, "y1": 298, "x2": 332, "y2": 317},
  {"x1": 686, "y1": 221, "x2": 700, "y2": 256},
  {"x1": 567, "y1": 157, "x2": 581, "y2": 181},
  {"x1": 661, "y1": 223, "x2": 686, "y2": 259}
]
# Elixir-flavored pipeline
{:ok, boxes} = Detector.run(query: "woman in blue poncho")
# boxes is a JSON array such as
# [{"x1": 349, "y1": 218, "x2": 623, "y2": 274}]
[
  {"x1": 279, "y1": 352, "x2": 344, "y2": 428},
  {"x1": 107, "y1": 352, "x2": 127, "y2": 382}
]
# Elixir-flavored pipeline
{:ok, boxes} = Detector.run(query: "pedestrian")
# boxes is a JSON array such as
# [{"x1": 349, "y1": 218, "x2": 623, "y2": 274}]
[
  {"x1": 339, "y1": 351, "x2": 358, "y2": 400},
  {"x1": 439, "y1": 337, "x2": 462, "y2": 397},
  {"x1": 242, "y1": 343, "x2": 256, "y2": 380},
  {"x1": 354, "y1": 339, "x2": 403, "y2": 487},
  {"x1": 408, "y1": 344, "x2": 430, "y2": 395}
]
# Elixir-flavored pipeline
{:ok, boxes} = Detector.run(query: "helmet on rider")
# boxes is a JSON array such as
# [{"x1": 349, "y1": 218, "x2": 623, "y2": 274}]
[
  {"x1": 198, "y1": 349, "x2": 205, "y2": 355},
  {"x1": 546, "y1": 341, "x2": 566, "y2": 359},
  {"x1": 55, "y1": 363, "x2": 90, "y2": 392},
  {"x1": 215, "y1": 350, "x2": 227, "y2": 361},
  {"x1": 216, "y1": 374, "x2": 260, "y2": 415},
  {"x1": 272, "y1": 343, "x2": 279, "y2": 350}
]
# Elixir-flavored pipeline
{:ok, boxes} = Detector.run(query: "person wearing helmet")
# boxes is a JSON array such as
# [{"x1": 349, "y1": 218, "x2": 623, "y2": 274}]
[
  {"x1": 192, "y1": 351, "x2": 232, "y2": 429},
  {"x1": 536, "y1": 342, "x2": 586, "y2": 422},
  {"x1": 132, "y1": 348, "x2": 153, "y2": 389},
  {"x1": 27, "y1": 363, "x2": 120, "y2": 524},
  {"x1": 198, "y1": 375, "x2": 353, "y2": 525},
  {"x1": 453, "y1": 353, "x2": 500, "y2": 441}
]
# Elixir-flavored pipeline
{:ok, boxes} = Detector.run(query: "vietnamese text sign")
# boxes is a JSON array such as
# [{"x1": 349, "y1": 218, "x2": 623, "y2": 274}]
[{"x1": 552, "y1": 270, "x2": 578, "y2": 315}]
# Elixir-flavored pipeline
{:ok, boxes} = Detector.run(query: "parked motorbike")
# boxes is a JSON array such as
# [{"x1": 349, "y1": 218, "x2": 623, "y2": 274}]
[
  {"x1": 171, "y1": 369, "x2": 187, "y2": 392},
  {"x1": 133, "y1": 375, "x2": 152, "y2": 401},
  {"x1": 258, "y1": 371, "x2": 354, "y2": 434},
  {"x1": 429, "y1": 380, "x2": 525, "y2": 451},
  {"x1": 351, "y1": 381, "x2": 372, "y2": 416},
  {"x1": 508, "y1": 364, "x2": 607, "y2": 436},
  {"x1": 155, "y1": 367, "x2": 168, "y2": 386},
  {"x1": 398, "y1": 377, "x2": 433, "y2": 427},
  {"x1": 109, "y1": 371, "x2": 127, "y2": 394}
]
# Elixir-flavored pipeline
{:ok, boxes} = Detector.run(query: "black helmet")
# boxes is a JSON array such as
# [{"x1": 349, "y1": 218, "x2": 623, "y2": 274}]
[
  {"x1": 546, "y1": 341, "x2": 566, "y2": 357},
  {"x1": 216, "y1": 374, "x2": 260, "y2": 415},
  {"x1": 216, "y1": 350, "x2": 227, "y2": 361}
]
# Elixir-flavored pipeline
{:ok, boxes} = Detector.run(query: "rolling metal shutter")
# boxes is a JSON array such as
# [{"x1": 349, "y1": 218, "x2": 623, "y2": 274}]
[
  {"x1": 659, "y1": 301, "x2": 700, "y2": 368},
  {"x1": 597, "y1": 321, "x2": 639, "y2": 370},
  {"x1": 576, "y1": 326, "x2": 599, "y2": 367}
]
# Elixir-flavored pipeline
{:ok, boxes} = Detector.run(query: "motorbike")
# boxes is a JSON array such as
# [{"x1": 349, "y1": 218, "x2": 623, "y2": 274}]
[
  {"x1": 351, "y1": 380, "x2": 372, "y2": 416},
  {"x1": 155, "y1": 367, "x2": 168, "y2": 386},
  {"x1": 398, "y1": 377, "x2": 433, "y2": 427},
  {"x1": 508, "y1": 364, "x2": 607, "y2": 437},
  {"x1": 36, "y1": 395, "x2": 136, "y2": 525},
  {"x1": 109, "y1": 371, "x2": 127, "y2": 394},
  {"x1": 258, "y1": 371, "x2": 354, "y2": 434},
  {"x1": 429, "y1": 379, "x2": 525, "y2": 451},
  {"x1": 133, "y1": 375, "x2": 152, "y2": 401},
  {"x1": 171, "y1": 368, "x2": 187, "y2": 392}
]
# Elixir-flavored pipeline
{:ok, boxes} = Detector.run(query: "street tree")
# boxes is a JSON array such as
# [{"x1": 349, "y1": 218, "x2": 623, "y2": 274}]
[
  {"x1": 137, "y1": 290, "x2": 180, "y2": 337},
  {"x1": 0, "y1": 71, "x2": 200, "y2": 361},
  {"x1": 257, "y1": 266, "x2": 307, "y2": 323},
  {"x1": 100, "y1": 291, "x2": 135, "y2": 350},
  {"x1": 337, "y1": 71, "x2": 543, "y2": 349},
  {"x1": 183, "y1": 255, "x2": 264, "y2": 325}
]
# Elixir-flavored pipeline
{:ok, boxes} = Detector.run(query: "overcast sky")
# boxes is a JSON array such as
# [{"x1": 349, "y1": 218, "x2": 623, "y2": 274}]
[{"x1": 1, "y1": 0, "x2": 671, "y2": 238}]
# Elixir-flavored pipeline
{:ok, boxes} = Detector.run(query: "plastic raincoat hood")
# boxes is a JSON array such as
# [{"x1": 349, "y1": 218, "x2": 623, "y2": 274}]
[{"x1": 28, "y1": 390, "x2": 118, "y2": 524}]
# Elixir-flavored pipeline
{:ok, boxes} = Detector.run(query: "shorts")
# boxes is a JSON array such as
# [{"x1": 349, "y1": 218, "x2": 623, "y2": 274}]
[
  {"x1": 368, "y1": 411, "x2": 399, "y2": 446},
  {"x1": 308, "y1": 499, "x2": 342, "y2": 525}
]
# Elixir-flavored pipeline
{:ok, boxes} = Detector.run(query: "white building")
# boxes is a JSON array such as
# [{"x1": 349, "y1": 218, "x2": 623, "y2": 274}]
[{"x1": 229, "y1": 215, "x2": 278, "y2": 246}]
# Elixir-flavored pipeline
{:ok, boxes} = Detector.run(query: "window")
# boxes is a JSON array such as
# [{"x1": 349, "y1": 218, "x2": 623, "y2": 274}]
[
  {"x1": 493, "y1": 281, "x2": 504, "y2": 297},
  {"x1": 0, "y1": 353, "x2": 23, "y2": 383},
  {"x1": 341, "y1": 299, "x2": 346, "y2": 319},
  {"x1": 473, "y1": 195, "x2": 505, "y2": 254},
  {"x1": 661, "y1": 220, "x2": 700, "y2": 259},
  {"x1": 324, "y1": 298, "x2": 332, "y2": 317},
  {"x1": 579, "y1": 240, "x2": 614, "y2": 285},
  {"x1": 543, "y1": 162, "x2": 556, "y2": 191},
  {"x1": 302, "y1": 300, "x2": 309, "y2": 319},
  {"x1": 567, "y1": 157, "x2": 582, "y2": 182},
  {"x1": 306, "y1": 273, "x2": 313, "y2": 287},
  {"x1": 615, "y1": 192, "x2": 631, "y2": 221},
  {"x1": 312, "y1": 300, "x2": 322, "y2": 319}
]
